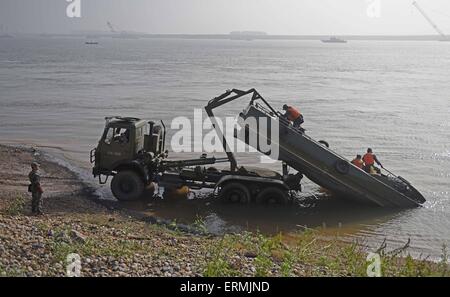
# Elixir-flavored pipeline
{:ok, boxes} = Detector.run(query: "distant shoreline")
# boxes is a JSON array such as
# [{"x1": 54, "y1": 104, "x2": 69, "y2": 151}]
[{"x1": 9, "y1": 33, "x2": 448, "y2": 41}]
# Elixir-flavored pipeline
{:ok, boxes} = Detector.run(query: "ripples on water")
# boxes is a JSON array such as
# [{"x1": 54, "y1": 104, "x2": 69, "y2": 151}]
[{"x1": 0, "y1": 37, "x2": 449, "y2": 258}]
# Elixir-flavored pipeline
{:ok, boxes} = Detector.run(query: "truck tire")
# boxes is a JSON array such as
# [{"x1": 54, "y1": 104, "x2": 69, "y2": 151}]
[
  {"x1": 219, "y1": 182, "x2": 251, "y2": 204},
  {"x1": 111, "y1": 170, "x2": 144, "y2": 201},
  {"x1": 256, "y1": 187, "x2": 289, "y2": 205}
]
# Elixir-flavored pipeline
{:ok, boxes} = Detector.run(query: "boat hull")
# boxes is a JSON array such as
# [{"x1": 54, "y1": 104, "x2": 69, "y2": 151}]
[{"x1": 238, "y1": 104, "x2": 425, "y2": 208}]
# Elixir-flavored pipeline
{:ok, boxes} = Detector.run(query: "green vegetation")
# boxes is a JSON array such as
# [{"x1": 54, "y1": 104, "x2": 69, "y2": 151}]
[
  {"x1": 48, "y1": 225, "x2": 152, "y2": 263},
  {"x1": 2, "y1": 201, "x2": 448, "y2": 277},
  {"x1": 3, "y1": 194, "x2": 26, "y2": 216},
  {"x1": 202, "y1": 229, "x2": 450, "y2": 277},
  {"x1": 193, "y1": 215, "x2": 208, "y2": 234},
  {"x1": 204, "y1": 237, "x2": 240, "y2": 277},
  {"x1": 0, "y1": 263, "x2": 25, "y2": 277},
  {"x1": 438, "y1": 244, "x2": 448, "y2": 276}
]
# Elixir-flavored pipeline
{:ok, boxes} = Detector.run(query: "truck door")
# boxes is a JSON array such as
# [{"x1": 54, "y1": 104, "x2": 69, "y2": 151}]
[{"x1": 100, "y1": 126, "x2": 133, "y2": 169}]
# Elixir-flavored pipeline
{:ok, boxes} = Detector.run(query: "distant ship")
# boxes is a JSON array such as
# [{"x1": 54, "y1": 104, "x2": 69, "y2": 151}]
[
  {"x1": 85, "y1": 41, "x2": 99, "y2": 45},
  {"x1": 321, "y1": 37, "x2": 347, "y2": 43}
]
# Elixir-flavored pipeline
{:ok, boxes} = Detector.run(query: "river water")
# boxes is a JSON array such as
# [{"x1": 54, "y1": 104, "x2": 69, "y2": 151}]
[{"x1": 1, "y1": 37, "x2": 449, "y2": 259}]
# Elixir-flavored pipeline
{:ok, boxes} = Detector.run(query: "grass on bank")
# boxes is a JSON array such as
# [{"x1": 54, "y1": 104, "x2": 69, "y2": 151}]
[
  {"x1": 203, "y1": 230, "x2": 450, "y2": 277},
  {"x1": 2, "y1": 194, "x2": 26, "y2": 216},
  {"x1": 1, "y1": 207, "x2": 449, "y2": 277}
]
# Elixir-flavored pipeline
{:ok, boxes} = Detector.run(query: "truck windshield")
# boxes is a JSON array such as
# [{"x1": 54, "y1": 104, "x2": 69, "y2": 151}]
[{"x1": 104, "y1": 127, "x2": 130, "y2": 145}]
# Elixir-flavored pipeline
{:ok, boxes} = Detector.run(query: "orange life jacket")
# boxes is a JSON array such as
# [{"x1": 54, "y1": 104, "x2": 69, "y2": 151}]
[
  {"x1": 286, "y1": 106, "x2": 301, "y2": 121},
  {"x1": 363, "y1": 153, "x2": 375, "y2": 166},
  {"x1": 351, "y1": 158, "x2": 364, "y2": 169}
]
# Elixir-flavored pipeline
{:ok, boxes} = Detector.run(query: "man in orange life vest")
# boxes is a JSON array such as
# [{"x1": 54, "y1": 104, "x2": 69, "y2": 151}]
[
  {"x1": 282, "y1": 104, "x2": 304, "y2": 128},
  {"x1": 351, "y1": 154, "x2": 364, "y2": 169},
  {"x1": 362, "y1": 148, "x2": 383, "y2": 174}
]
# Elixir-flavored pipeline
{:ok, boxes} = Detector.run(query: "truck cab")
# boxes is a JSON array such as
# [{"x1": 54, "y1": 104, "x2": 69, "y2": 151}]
[{"x1": 91, "y1": 117, "x2": 165, "y2": 185}]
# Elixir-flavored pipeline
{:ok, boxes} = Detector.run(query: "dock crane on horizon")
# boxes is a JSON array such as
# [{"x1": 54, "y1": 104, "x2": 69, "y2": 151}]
[
  {"x1": 106, "y1": 21, "x2": 139, "y2": 39},
  {"x1": 106, "y1": 21, "x2": 117, "y2": 34},
  {"x1": 412, "y1": 1, "x2": 450, "y2": 41}
]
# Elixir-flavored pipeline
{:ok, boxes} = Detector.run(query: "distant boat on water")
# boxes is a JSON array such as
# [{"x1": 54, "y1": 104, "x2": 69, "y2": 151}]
[
  {"x1": 85, "y1": 41, "x2": 99, "y2": 45},
  {"x1": 321, "y1": 37, "x2": 347, "y2": 43}
]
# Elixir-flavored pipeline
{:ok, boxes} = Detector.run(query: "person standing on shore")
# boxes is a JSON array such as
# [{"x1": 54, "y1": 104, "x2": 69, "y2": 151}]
[{"x1": 28, "y1": 162, "x2": 44, "y2": 215}]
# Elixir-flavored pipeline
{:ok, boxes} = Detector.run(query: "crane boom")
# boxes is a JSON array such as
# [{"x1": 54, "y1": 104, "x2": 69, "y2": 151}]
[
  {"x1": 412, "y1": 1, "x2": 447, "y2": 38},
  {"x1": 107, "y1": 21, "x2": 116, "y2": 34}
]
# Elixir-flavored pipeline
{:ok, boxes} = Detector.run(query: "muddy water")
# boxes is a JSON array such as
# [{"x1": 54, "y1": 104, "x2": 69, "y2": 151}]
[{"x1": 1, "y1": 37, "x2": 449, "y2": 259}]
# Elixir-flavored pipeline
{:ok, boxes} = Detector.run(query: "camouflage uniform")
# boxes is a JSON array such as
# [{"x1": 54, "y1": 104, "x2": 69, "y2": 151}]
[{"x1": 28, "y1": 169, "x2": 43, "y2": 215}]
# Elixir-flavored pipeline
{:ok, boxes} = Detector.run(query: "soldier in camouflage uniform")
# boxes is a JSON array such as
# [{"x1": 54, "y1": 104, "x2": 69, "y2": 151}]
[{"x1": 28, "y1": 162, "x2": 44, "y2": 215}]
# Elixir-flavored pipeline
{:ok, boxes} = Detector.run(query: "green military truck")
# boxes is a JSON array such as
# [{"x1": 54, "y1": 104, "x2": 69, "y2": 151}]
[{"x1": 90, "y1": 116, "x2": 302, "y2": 203}]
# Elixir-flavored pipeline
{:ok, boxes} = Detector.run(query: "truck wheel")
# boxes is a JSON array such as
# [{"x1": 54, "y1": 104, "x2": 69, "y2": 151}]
[
  {"x1": 111, "y1": 170, "x2": 144, "y2": 201},
  {"x1": 219, "y1": 183, "x2": 251, "y2": 204},
  {"x1": 256, "y1": 187, "x2": 289, "y2": 205}
]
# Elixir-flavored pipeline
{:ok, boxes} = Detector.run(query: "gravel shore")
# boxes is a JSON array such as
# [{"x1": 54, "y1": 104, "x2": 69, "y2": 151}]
[
  {"x1": 0, "y1": 145, "x2": 303, "y2": 277},
  {"x1": 1, "y1": 144, "x2": 447, "y2": 277}
]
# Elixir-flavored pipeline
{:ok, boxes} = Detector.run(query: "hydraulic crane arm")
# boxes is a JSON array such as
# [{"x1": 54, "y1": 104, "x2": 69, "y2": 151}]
[
  {"x1": 107, "y1": 21, "x2": 117, "y2": 33},
  {"x1": 204, "y1": 89, "x2": 280, "y2": 172}
]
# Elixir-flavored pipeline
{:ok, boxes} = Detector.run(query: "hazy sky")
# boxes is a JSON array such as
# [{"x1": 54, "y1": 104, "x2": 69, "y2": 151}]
[{"x1": 1, "y1": 0, "x2": 450, "y2": 35}]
